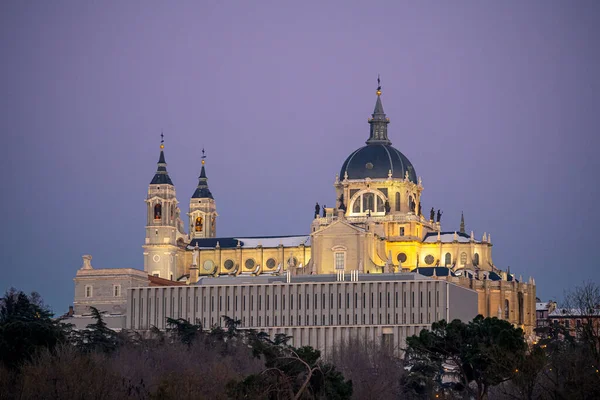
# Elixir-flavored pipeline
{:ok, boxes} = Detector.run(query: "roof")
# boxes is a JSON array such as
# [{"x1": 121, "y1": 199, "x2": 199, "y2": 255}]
[
  {"x1": 340, "y1": 144, "x2": 417, "y2": 182},
  {"x1": 194, "y1": 272, "x2": 438, "y2": 286},
  {"x1": 422, "y1": 231, "x2": 480, "y2": 244},
  {"x1": 148, "y1": 275, "x2": 186, "y2": 286},
  {"x1": 187, "y1": 235, "x2": 311, "y2": 250},
  {"x1": 537, "y1": 302, "x2": 552, "y2": 311},
  {"x1": 150, "y1": 150, "x2": 174, "y2": 185},
  {"x1": 414, "y1": 267, "x2": 456, "y2": 277},
  {"x1": 549, "y1": 308, "x2": 600, "y2": 317},
  {"x1": 191, "y1": 165, "x2": 214, "y2": 199}
]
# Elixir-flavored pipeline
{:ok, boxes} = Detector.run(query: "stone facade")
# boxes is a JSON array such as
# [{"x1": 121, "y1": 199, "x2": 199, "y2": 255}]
[{"x1": 127, "y1": 273, "x2": 478, "y2": 356}]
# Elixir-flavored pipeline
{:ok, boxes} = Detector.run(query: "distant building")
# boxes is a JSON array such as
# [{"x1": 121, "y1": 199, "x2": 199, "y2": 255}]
[
  {"x1": 547, "y1": 307, "x2": 600, "y2": 338},
  {"x1": 536, "y1": 300, "x2": 557, "y2": 330},
  {"x1": 68, "y1": 81, "x2": 537, "y2": 343}
]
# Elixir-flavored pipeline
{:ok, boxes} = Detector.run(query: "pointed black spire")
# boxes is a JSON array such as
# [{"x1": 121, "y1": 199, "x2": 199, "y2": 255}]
[
  {"x1": 460, "y1": 212, "x2": 465, "y2": 234},
  {"x1": 192, "y1": 149, "x2": 213, "y2": 199},
  {"x1": 366, "y1": 75, "x2": 391, "y2": 145},
  {"x1": 150, "y1": 133, "x2": 173, "y2": 185}
]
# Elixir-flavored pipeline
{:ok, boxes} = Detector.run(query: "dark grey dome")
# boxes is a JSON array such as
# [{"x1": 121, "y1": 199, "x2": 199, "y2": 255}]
[{"x1": 340, "y1": 144, "x2": 417, "y2": 182}]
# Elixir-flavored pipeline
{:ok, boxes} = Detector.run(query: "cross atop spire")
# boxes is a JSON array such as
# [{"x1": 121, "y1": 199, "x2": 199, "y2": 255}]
[{"x1": 366, "y1": 75, "x2": 391, "y2": 145}]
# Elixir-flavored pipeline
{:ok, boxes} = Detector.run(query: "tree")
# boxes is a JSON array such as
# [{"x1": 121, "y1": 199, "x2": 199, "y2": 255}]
[
  {"x1": 405, "y1": 315, "x2": 527, "y2": 400},
  {"x1": 228, "y1": 342, "x2": 352, "y2": 399},
  {"x1": 70, "y1": 307, "x2": 122, "y2": 354},
  {"x1": 166, "y1": 317, "x2": 203, "y2": 346},
  {"x1": 0, "y1": 288, "x2": 68, "y2": 370},
  {"x1": 562, "y1": 281, "x2": 600, "y2": 363}
]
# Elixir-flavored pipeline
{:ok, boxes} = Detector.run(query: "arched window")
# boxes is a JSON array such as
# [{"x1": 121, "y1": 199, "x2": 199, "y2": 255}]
[
  {"x1": 195, "y1": 217, "x2": 203, "y2": 232},
  {"x1": 395, "y1": 192, "x2": 400, "y2": 211},
  {"x1": 460, "y1": 252, "x2": 467, "y2": 265},
  {"x1": 349, "y1": 190, "x2": 387, "y2": 216},
  {"x1": 444, "y1": 252, "x2": 451, "y2": 266},
  {"x1": 473, "y1": 253, "x2": 480, "y2": 266},
  {"x1": 505, "y1": 300, "x2": 510, "y2": 319},
  {"x1": 154, "y1": 204, "x2": 162, "y2": 220}
]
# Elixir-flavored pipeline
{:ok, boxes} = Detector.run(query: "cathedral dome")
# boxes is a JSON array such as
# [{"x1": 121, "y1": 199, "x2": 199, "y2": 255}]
[
  {"x1": 340, "y1": 80, "x2": 417, "y2": 183},
  {"x1": 340, "y1": 144, "x2": 417, "y2": 182}
]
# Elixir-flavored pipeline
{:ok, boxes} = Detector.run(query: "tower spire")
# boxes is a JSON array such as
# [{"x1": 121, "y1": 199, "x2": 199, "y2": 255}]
[
  {"x1": 150, "y1": 132, "x2": 173, "y2": 185},
  {"x1": 192, "y1": 148, "x2": 213, "y2": 199},
  {"x1": 460, "y1": 212, "x2": 465, "y2": 234},
  {"x1": 367, "y1": 75, "x2": 391, "y2": 145}
]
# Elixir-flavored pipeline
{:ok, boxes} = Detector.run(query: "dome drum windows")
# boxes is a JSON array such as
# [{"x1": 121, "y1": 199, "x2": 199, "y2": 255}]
[{"x1": 349, "y1": 190, "x2": 387, "y2": 216}]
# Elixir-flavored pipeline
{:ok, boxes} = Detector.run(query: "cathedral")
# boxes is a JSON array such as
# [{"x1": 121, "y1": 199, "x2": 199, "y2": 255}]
[{"x1": 72, "y1": 81, "x2": 537, "y2": 338}]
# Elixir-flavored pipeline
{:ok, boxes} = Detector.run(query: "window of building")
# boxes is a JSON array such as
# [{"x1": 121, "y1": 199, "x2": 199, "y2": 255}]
[
  {"x1": 444, "y1": 253, "x2": 452, "y2": 266},
  {"x1": 399, "y1": 227, "x2": 405, "y2": 236},
  {"x1": 473, "y1": 253, "x2": 480, "y2": 266},
  {"x1": 395, "y1": 192, "x2": 401, "y2": 211},
  {"x1": 334, "y1": 252, "x2": 345, "y2": 270},
  {"x1": 505, "y1": 300, "x2": 510, "y2": 319},
  {"x1": 113, "y1": 285, "x2": 120, "y2": 297},
  {"x1": 460, "y1": 252, "x2": 467, "y2": 265},
  {"x1": 154, "y1": 203, "x2": 162, "y2": 220},
  {"x1": 85, "y1": 285, "x2": 93, "y2": 298},
  {"x1": 349, "y1": 190, "x2": 387, "y2": 215}
]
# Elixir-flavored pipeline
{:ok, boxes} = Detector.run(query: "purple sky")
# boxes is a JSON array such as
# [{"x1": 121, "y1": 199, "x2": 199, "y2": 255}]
[{"x1": 2, "y1": 1, "x2": 599, "y2": 313}]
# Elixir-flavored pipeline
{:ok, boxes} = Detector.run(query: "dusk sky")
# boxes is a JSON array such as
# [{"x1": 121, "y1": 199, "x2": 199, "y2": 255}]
[{"x1": 1, "y1": 1, "x2": 599, "y2": 313}]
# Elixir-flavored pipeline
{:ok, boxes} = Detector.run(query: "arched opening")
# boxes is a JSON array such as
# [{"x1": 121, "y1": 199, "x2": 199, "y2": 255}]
[
  {"x1": 460, "y1": 252, "x2": 467, "y2": 265},
  {"x1": 473, "y1": 253, "x2": 480, "y2": 266},
  {"x1": 154, "y1": 204, "x2": 162, "y2": 220},
  {"x1": 505, "y1": 300, "x2": 510, "y2": 319},
  {"x1": 349, "y1": 190, "x2": 387, "y2": 216},
  {"x1": 518, "y1": 293, "x2": 524, "y2": 325},
  {"x1": 195, "y1": 216, "x2": 203, "y2": 232},
  {"x1": 444, "y1": 252, "x2": 451, "y2": 266},
  {"x1": 395, "y1": 192, "x2": 400, "y2": 211}
]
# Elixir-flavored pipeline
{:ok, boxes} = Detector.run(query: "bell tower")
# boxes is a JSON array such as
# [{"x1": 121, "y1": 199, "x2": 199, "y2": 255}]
[
  {"x1": 189, "y1": 149, "x2": 217, "y2": 239},
  {"x1": 142, "y1": 135, "x2": 181, "y2": 280}
]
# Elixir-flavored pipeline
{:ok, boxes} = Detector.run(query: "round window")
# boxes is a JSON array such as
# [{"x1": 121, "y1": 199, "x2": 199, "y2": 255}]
[
  {"x1": 203, "y1": 260, "x2": 214, "y2": 272},
  {"x1": 224, "y1": 259, "x2": 234, "y2": 270},
  {"x1": 266, "y1": 258, "x2": 276, "y2": 268},
  {"x1": 397, "y1": 253, "x2": 407, "y2": 263},
  {"x1": 365, "y1": 162, "x2": 374, "y2": 170},
  {"x1": 245, "y1": 259, "x2": 255, "y2": 269},
  {"x1": 287, "y1": 257, "x2": 298, "y2": 268},
  {"x1": 424, "y1": 255, "x2": 435, "y2": 265},
  {"x1": 152, "y1": 254, "x2": 160, "y2": 263}
]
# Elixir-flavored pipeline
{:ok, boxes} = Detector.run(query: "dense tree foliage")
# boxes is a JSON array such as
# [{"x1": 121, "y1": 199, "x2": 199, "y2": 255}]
[
  {"x1": 0, "y1": 288, "x2": 68, "y2": 370},
  {"x1": 405, "y1": 315, "x2": 527, "y2": 399}
]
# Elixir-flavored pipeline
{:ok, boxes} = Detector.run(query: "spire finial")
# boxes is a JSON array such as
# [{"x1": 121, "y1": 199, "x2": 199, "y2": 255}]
[
  {"x1": 460, "y1": 211, "x2": 465, "y2": 234},
  {"x1": 160, "y1": 131, "x2": 164, "y2": 149},
  {"x1": 201, "y1": 147, "x2": 206, "y2": 165},
  {"x1": 376, "y1": 74, "x2": 382, "y2": 96}
]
